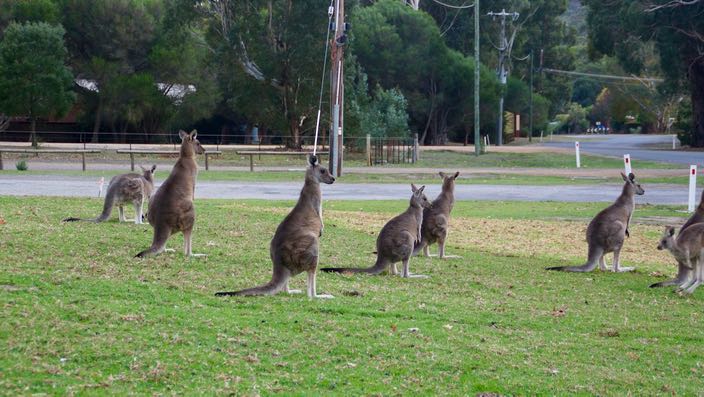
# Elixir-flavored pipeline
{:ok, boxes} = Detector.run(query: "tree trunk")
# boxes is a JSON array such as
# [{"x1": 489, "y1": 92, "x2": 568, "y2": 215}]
[
  {"x1": 288, "y1": 117, "x2": 301, "y2": 149},
  {"x1": 30, "y1": 117, "x2": 38, "y2": 148},
  {"x1": 690, "y1": 61, "x2": 704, "y2": 147},
  {"x1": 91, "y1": 96, "x2": 103, "y2": 143},
  {"x1": 120, "y1": 122, "x2": 129, "y2": 144}
]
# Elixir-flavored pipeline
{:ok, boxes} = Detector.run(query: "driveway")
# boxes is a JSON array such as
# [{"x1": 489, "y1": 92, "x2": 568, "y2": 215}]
[{"x1": 541, "y1": 134, "x2": 704, "y2": 165}]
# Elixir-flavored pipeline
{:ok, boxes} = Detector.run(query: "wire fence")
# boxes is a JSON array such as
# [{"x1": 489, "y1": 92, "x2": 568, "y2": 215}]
[{"x1": 0, "y1": 130, "x2": 419, "y2": 170}]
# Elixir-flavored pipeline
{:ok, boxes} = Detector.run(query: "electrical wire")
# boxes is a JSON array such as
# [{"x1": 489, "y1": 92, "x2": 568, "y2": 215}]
[
  {"x1": 428, "y1": 0, "x2": 475, "y2": 10},
  {"x1": 312, "y1": 0, "x2": 336, "y2": 156},
  {"x1": 541, "y1": 68, "x2": 663, "y2": 83}
]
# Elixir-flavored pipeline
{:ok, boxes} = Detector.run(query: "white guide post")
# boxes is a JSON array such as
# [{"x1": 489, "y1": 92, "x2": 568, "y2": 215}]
[
  {"x1": 575, "y1": 141, "x2": 581, "y2": 168},
  {"x1": 98, "y1": 177, "x2": 105, "y2": 197},
  {"x1": 623, "y1": 154, "x2": 631, "y2": 175},
  {"x1": 688, "y1": 165, "x2": 697, "y2": 213}
]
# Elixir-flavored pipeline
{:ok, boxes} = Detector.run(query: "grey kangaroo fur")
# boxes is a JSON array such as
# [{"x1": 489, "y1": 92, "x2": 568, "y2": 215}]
[
  {"x1": 62, "y1": 165, "x2": 156, "y2": 224},
  {"x1": 546, "y1": 172, "x2": 645, "y2": 272},
  {"x1": 215, "y1": 155, "x2": 335, "y2": 298},
  {"x1": 650, "y1": 191, "x2": 704, "y2": 288},
  {"x1": 657, "y1": 224, "x2": 704, "y2": 294},
  {"x1": 322, "y1": 184, "x2": 432, "y2": 278},
  {"x1": 135, "y1": 130, "x2": 204, "y2": 258},
  {"x1": 413, "y1": 171, "x2": 459, "y2": 259}
]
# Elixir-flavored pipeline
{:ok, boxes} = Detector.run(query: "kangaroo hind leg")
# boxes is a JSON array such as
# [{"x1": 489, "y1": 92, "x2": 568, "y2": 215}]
[
  {"x1": 612, "y1": 245, "x2": 634, "y2": 272},
  {"x1": 133, "y1": 198, "x2": 143, "y2": 224},
  {"x1": 183, "y1": 228, "x2": 206, "y2": 258},
  {"x1": 307, "y1": 270, "x2": 333, "y2": 299}
]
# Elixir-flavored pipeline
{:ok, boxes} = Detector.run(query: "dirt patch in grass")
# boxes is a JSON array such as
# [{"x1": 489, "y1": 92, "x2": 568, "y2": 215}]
[{"x1": 329, "y1": 210, "x2": 674, "y2": 268}]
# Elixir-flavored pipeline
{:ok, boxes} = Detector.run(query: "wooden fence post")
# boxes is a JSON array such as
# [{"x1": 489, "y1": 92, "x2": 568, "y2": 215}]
[{"x1": 366, "y1": 134, "x2": 371, "y2": 166}]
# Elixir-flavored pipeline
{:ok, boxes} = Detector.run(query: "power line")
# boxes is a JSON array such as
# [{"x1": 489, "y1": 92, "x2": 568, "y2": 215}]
[
  {"x1": 428, "y1": 0, "x2": 475, "y2": 9},
  {"x1": 541, "y1": 68, "x2": 664, "y2": 83}
]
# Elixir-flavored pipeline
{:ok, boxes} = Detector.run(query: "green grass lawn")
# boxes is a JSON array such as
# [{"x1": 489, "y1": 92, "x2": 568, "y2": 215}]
[
  {"x1": 1, "y1": 148, "x2": 679, "y2": 170},
  {"x1": 1, "y1": 197, "x2": 702, "y2": 394}
]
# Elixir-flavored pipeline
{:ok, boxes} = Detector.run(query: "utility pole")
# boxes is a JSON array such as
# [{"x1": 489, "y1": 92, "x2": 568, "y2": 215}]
[
  {"x1": 473, "y1": 0, "x2": 481, "y2": 156},
  {"x1": 329, "y1": 0, "x2": 346, "y2": 176},
  {"x1": 487, "y1": 8, "x2": 519, "y2": 146},
  {"x1": 528, "y1": 49, "x2": 533, "y2": 143}
]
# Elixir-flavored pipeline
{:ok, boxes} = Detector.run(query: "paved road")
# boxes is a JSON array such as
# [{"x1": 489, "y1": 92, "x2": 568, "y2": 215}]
[
  {"x1": 0, "y1": 174, "x2": 691, "y2": 205},
  {"x1": 542, "y1": 134, "x2": 704, "y2": 165}
]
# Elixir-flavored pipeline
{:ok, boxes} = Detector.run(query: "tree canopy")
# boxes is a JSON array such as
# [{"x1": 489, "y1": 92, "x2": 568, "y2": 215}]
[
  {"x1": 0, "y1": 21, "x2": 75, "y2": 146},
  {"x1": 584, "y1": 0, "x2": 704, "y2": 145},
  {"x1": 0, "y1": 0, "x2": 593, "y2": 146}
]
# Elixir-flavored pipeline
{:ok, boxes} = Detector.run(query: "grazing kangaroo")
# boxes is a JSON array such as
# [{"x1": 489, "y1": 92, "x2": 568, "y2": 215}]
[
  {"x1": 63, "y1": 165, "x2": 156, "y2": 224},
  {"x1": 413, "y1": 171, "x2": 460, "y2": 259},
  {"x1": 657, "y1": 224, "x2": 704, "y2": 294},
  {"x1": 135, "y1": 130, "x2": 204, "y2": 258},
  {"x1": 546, "y1": 172, "x2": 645, "y2": 272},
  {"x1": 651, "y1": 191, "x2": 704, "y2": 288},
  {"x1": 215, "y1": 155, "x2": 335, "y2": 298},
  {"x1": 322, "y1": 184, "x2": 432, "y2": 278}
]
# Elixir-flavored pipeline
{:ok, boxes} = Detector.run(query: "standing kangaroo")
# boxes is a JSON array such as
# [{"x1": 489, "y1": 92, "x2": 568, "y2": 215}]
[
  {"x1": 657, "y1": 224, "x2": 704, "y2": 294},
  {"x1": 651, "y1": 191, "x2": 704, "y2": 288},
  {"x1": 546, "y1": 172, "x2": 645, "y2": 272},
  {"x1": 322, "y1": 184, "x2": 432, "y2": 278},
  {"x1": 413, "y1": 171, "x2": 460, "y2": 259},
  {"x1": 135, "y1": 130, "x2": 204, "y2": 258},
  {"x1": 215, "y1": 155, "x2": 335, "y2": 298},
  {"x1": 62, "y1": 165, "x2": 156, "y2": 224}
]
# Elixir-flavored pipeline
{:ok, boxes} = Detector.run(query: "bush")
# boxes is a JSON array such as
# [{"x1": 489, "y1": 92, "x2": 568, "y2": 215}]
[{"x1": 15, "y1": 160, "x2": 28, "y2": 171}]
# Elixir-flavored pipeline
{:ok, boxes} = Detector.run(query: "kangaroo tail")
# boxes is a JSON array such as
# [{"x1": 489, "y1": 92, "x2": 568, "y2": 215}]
[
  {"x1": 650, "y1": 262, "x2": 690, "y2": 288},
  {"x1": 215, "y1": 266, "x2": 291, "y2": 296},
  {"x1": 546, "y1": 245, "x2": 603, "y2": 272},
  {"x1": 135, "y1": 225, "x2": 169, "y2": 258},
  {"x1": 95, "y1": 184, "x2": 118, "y2": 222},
  {"x1": 321, "y1": 257, "x2": 389, "y2": 275},
  {"x1": 62, "y1": 217, "x2": 86, "y2": 222}
]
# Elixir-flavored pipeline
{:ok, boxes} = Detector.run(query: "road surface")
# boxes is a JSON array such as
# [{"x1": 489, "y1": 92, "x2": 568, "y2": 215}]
[
  {"x1": 542, "y1": 134, "x2": 704, "y2": 165},
  {"x1": 0, "y1": 174, "x2": 692, "y2": 205}
]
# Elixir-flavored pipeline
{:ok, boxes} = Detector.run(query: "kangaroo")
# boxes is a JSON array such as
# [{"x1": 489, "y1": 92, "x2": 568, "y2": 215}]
[
  {"x1": 651, "y1": 191, "x2": 704, "y2": 288},
  {"x1": 215, "y1": 155, "x2": 335, "y2": 298},
  {"x1": 62, "y1": 165, "x2": 156, "y2": 224},
  {"x1": 322, "y1": 184, "x2": 432, "y2": 278},
  {"x1": 546, "y1": 172, "x2": 645, "y2": 272},
  {"x1": 413, "y1": 171, "x2": 460, "y2": 259},
  {"x1": 135, "y1": 130, "x2": 204, "y2": 258},
  {"x1": 656, "y1": 224, "x2": 704, "y2": 294}
]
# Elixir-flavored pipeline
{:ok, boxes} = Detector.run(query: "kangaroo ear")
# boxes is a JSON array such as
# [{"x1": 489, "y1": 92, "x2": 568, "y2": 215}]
[
  {"x1": 411, "y1": 183, "x2": 418, "y2": 193},
  {"x1": 418, "y1": 185, "x2": 425, "y2": 193},
  {"x1": 438, "y1": 172, "x2": 446, "y2": 179},
  {"x1": 189, "y1": 129, "x2": 198, "y2": 139},
  {"x1": 308, "y1": 154, "x2": 318, "y2": 166},
  {"x1": 151, "y1": 164, "x2": 157, "y2": 173},
  {"x1": 628, "y1": 172, "x2": 635, "y2": 182},
  {"x1": 179, "y1": 130, "x2": 187, "y2": 140},
  {"x1": 667, "y1": 226, "x2": 675, "y2": 236},
  {"x1": 139, "y1": 165, "x2": 146, "y2": 172},
  {"x1": 620, "y1": 172, "x2": 628, "y2": 182},
  {"x1": 453, "y1": 171, "x2": 460, "y2": 179}
]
